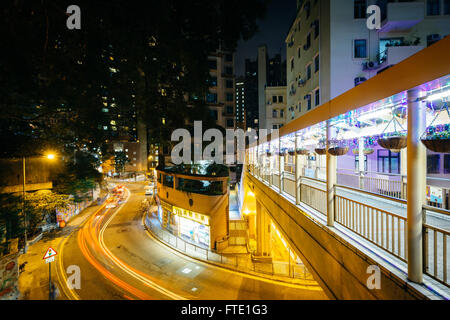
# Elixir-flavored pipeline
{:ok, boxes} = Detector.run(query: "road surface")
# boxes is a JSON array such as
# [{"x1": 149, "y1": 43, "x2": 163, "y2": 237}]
[{"x1": 54, "y1": 182, "x2": 328, "y2": 300}]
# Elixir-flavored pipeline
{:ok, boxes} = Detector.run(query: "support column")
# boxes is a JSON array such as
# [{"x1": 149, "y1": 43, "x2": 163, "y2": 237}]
[
  {"x1": 295, "y1": 135, "x2": 301, "y2": 205},
  {"x1": 326, "y1": 122, "x2": 336, "y2": 227},
  {"x1": 406, "y1": 88, "x2": 425, "y2": 284},
  {"x1": 401, "y1": 148, "x2": 407, "y2": 199},
  {"x1": 255, "y1": 201, "x2": 271, "y2": 258},
  {"x1": 358, "y1": 137, "x2": 365, "y2": 189},
  {"x1": 279, "y1": 153, "x2": 285, "y2": 192}
]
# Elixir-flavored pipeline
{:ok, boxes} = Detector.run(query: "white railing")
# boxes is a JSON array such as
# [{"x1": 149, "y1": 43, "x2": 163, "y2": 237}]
[
  {"x1": 300, "y1": 179, "x2": 327, "y2": 215},
  {"x1": 144, "y1": 214, "x2": 314, "y2": 282},
  {"x1": 249, "y1": 166, "x2": 450, "y2": 288},
  {"x1": 335, "y1": 194, "x2": 407, "y2": 262},
  {"x1": 423, "y1": 205, "x2": 450, "y2": 287}
]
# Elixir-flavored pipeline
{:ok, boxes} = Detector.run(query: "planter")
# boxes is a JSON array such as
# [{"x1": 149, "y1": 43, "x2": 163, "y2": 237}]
[
  {"x1": 328, "y1": 146, "x2": 349, "y2": 156},
  {"x1": 352, "y1": 148, "x2": 374, "y2": 156},
  {"x1": 315, "y1": 148, "x2": 327, "y2": 155},
  {"x1": 421, "y1": 139, "x2": 450, "y2": 153},
  {"x1": 266, "y1": 152, "x2": 272, "y2": 156},
  {"x1": 377, "y1": 136, "x2": 407, "y2": 153},
  {"x1": 296, "y1": 148, "x2": 309, "y2": 155},
  {"x1": 288, "y1": 150, "x2": 296, "y2": 156}
]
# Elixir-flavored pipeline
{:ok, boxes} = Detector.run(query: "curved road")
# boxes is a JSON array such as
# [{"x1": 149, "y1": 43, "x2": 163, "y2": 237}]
[{"x1": 55, "y1": 182, "x2": 328, "y2": 300}]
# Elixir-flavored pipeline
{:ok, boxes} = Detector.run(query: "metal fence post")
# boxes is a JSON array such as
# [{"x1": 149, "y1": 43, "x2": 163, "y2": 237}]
[{"x1": 422, "y1": 207, "x2": 428, "y2": 274}]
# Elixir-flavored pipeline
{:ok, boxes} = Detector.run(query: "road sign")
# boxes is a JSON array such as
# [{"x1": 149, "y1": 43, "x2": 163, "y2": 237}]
[
  {"x1": 43, "y1": 247, "x2": 58, "y2": 260},
  {"x1": 45, "y1": 256, "x2": 55, "y2": 264}
]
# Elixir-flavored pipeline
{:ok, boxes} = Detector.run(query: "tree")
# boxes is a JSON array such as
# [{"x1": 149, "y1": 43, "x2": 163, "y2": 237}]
[
  {"x1": 52, "y1": 151, "x2": 102, "y2": 201},
  {"x1": 0, "y1": 0, "x2": 268, "y2": 167}
]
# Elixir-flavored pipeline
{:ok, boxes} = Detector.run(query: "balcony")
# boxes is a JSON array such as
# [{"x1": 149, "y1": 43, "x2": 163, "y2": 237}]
[
  {"x1": 377, "y1": 44, "x2": 425, "y2": 66},
  {"x1": 378, "y1": 2, "x2": 424, "y2": 33},
  {"x1": 364, "y1": 43, "x2": 425, "y2": 72}
]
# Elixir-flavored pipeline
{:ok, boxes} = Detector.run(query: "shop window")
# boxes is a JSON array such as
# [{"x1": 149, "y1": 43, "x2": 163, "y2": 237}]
[
  {"x1": 427, "y1": 154, "x2": 441, "y2": 174},
  {"x1": 377, "y1": 149, "x2": 400, "y2": 174},
  {"x1": 163, "y1": 175, "x2": 174, "y2": 188}
]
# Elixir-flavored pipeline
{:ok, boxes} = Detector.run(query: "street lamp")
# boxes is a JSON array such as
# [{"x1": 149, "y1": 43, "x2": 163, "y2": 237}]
[{"x1": 22, "y1": 152, "x2": 57, "y2": 253}]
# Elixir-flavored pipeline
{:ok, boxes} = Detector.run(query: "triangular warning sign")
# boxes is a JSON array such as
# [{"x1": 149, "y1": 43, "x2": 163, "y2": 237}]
[{"x1": 43, "y1": 247, "x2": 58, "y2": 260}]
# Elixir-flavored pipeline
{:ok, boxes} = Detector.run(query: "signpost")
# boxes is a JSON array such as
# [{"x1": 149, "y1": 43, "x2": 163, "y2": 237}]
[{"x1": 43, "y1": 247, "x2": 58, "y2": 300}]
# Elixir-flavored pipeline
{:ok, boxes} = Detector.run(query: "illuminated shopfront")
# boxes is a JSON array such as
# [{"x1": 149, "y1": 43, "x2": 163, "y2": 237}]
[{"x1": 158, "y1": 200, "x2": 211, "y2": 248}]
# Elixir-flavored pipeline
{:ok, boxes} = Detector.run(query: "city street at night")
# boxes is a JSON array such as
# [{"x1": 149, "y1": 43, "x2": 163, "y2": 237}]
[{"x1": 1, "y1": 0, "x2": 450, "y2": 313}]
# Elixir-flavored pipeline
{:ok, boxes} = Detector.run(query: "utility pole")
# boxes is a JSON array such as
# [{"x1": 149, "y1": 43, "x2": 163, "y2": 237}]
[{"x1": 22, "y1": 156, "x2": 28, "y2": 253}]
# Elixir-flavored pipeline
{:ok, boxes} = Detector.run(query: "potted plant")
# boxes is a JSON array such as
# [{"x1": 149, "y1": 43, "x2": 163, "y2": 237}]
[
  {"x1": 315, "y1": 148, "x2": 327, "y2": 155},
  {"x1": 377, "y1": 110, "x2": 407, "y2": 153},
  {"x1": 352, "y1": 148, "x2": 374, "y2": 155},
  {"x1": 421, "y1": 104, "x2": 450, "y2": 153},
  {"x1": 421, "y1": 125, "x2": 450, "y2": 153},
  {"x1": 288, "y1": 149, "x2": 296, "y2": 156},
  {"x1": 296, "y1": 148, "x2": 309, "y2": 155},
  {"x1": 328, "y1": 146, "x2": 349, "y2": 156},
  {"x1": 378, "y1": 133, "x2": 407, "y2": 153}
]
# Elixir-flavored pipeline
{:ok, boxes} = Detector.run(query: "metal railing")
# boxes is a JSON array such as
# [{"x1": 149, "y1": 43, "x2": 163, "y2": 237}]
[
  {"x1": 144, "y1": 214, "x2": 314, "y2": 282},
  {"x1": 335, "y1": 195, "x2": 407, "y2": 262},
  {"x1": 423, "y1": 205, "x2": 450, "y2": 287},
  {"x1": 300, "y1": 182, "x2": 327, "y2": 215}
]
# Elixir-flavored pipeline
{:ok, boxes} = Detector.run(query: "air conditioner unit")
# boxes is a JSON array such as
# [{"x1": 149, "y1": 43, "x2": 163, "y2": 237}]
[
  {"x1": 364, "y1": 61, "x2": 381, "y2": 70},
  {"x1": 298, "y1": 78, "x2": 306, "y2": 87},
  {"x1": 304, "y1": 94, "x2": 311, "y2": 100},
  {"x1": 354, "y1": 77, "x2": 367, "y2": 86}
]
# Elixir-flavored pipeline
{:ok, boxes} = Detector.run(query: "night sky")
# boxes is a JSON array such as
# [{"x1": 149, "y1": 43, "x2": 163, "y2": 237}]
[{"x1": 235, "y1": 0, "x2": 297, "y2": 77}]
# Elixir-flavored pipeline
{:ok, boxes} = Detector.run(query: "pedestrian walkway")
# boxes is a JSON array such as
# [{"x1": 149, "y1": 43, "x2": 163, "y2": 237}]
[
  {"x1": 144, "y1": 211, "x2": 318, "y2": 286},
  {"x1": 229, "y1": 189, "x2": 241, "y2": 220}
]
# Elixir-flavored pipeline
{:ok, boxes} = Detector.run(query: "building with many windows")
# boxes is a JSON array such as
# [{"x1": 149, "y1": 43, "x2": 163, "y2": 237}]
[
  {"x1": 265, "y1": 86, "x2": 287, "y2": 130},
  {"x1": 286, "y1": 0, "x2": 450, "y2": 122},
  {"x1": 207, "y1": 50, "x2": 236, "y2": 130},
  {"x1": 235, "y1": 78, "x2": 246, "y2": 130}
]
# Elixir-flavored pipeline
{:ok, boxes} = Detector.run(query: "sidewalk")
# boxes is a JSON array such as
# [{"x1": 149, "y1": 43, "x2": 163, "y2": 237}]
[
  {"x1": 18, "y1": 203, "x2": 102, "y2": 300},
  {"x1": 144, "y1": 211, "x2": 319, "y2": 286}
]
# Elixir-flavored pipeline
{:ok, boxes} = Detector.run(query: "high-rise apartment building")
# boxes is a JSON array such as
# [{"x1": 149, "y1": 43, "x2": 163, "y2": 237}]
[
  {"x1": 235, "y1": 78, "x2": 246, "y2": 130},
  {"x1": 244, "y1": 59, "x2": 259, "y2": 130},
  {"x1": 207, "y1": 50, "x2": 236, "y2": 130},
  {"x1": 257, "y1": 45, "x2": 288, "y2": 130},
  {"x1": 286, "y1": 0, "x2": 450, "y2": 122}
]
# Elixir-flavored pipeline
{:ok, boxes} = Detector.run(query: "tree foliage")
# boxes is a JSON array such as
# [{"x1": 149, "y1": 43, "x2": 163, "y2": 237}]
[{"x1": 0, "y1": 0, "x2": 267, "y2": 164}]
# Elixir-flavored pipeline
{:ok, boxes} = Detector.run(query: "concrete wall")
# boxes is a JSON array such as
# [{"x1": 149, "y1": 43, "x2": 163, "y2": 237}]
[{"x1": 245, "y1": 171, "x2": 432, "y2": 300}]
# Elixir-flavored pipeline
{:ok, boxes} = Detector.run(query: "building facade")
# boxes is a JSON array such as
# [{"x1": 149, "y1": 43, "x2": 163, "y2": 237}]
[
  {"x1": 265, "y1": 86, "x2": 287, "y2": 130},
  {"x1": 207, "y1": 50, "x2": 236, "y2": 130},
  {"x1": 235, "y1": 78, "x2": 246, "y2": 130},
  {"x1": 156, "y1": 167, "x2": 230, "y2": 250},
  {"x1": 286, "y1": 0, "x2": 450, "y2": 122}
]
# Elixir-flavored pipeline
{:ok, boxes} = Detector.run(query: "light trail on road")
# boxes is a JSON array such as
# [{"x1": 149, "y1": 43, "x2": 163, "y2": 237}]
[{"x1": 59, "y1": 186, "x2": 187, "y2": 300}]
